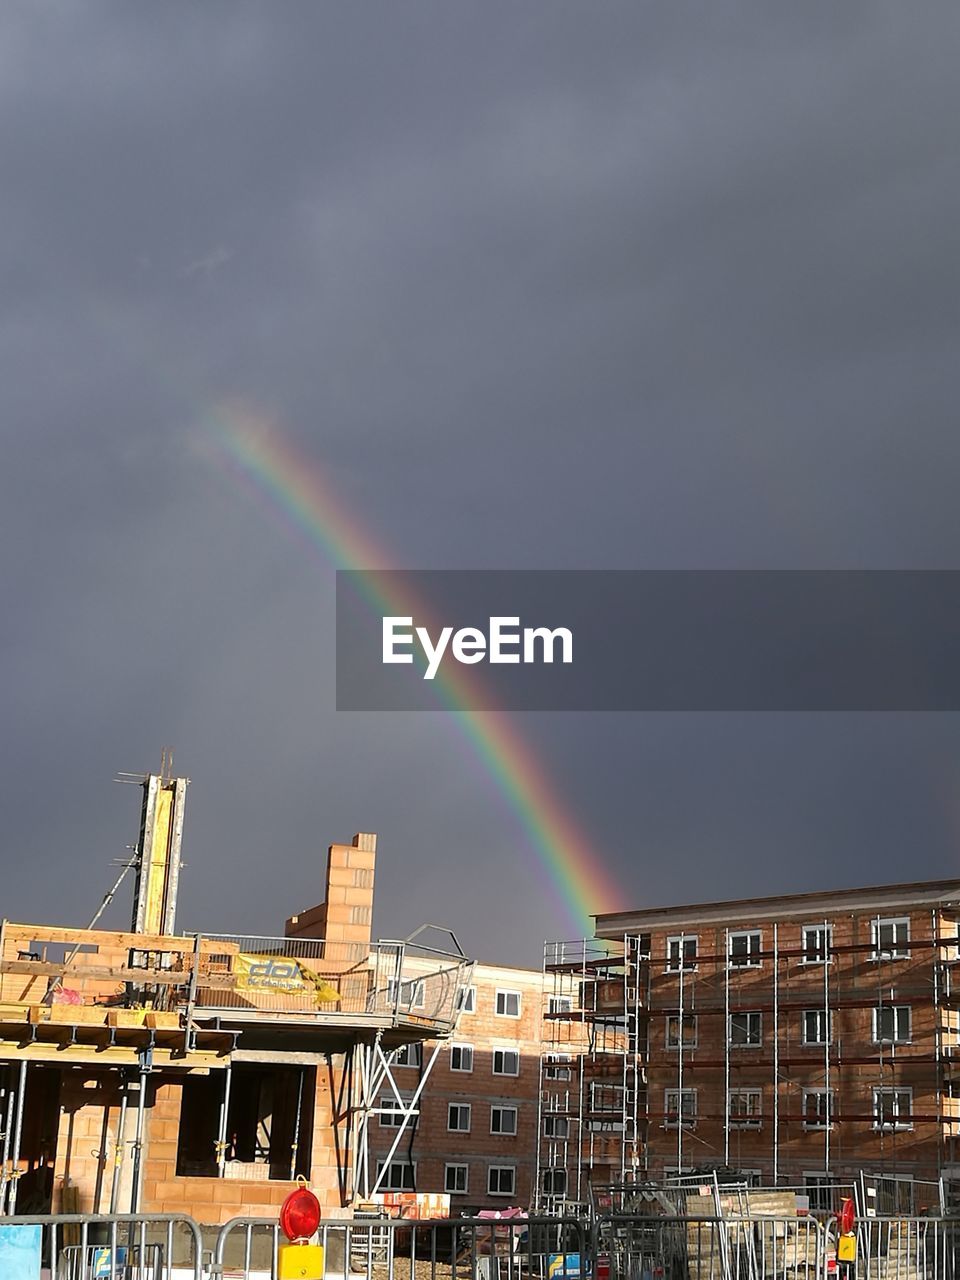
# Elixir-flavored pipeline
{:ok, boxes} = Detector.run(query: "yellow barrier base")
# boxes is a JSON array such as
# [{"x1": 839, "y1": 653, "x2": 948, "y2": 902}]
[{"x1": 278, "y1": 1242, "x2": 325, "y2": 1279}]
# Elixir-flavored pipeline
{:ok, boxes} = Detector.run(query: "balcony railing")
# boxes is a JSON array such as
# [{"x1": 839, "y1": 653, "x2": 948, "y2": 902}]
[{"x1": 0, "y1": 921, "x2": 472, "y2": 1038}]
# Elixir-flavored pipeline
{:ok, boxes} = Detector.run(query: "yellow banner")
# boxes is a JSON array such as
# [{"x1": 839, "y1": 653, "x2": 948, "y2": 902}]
[{"x1": 234, "y1": 954, "x2": 340, "y2": 1005}]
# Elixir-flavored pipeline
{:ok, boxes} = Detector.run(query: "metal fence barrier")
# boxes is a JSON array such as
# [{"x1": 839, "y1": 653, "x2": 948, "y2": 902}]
[
  {"x1": 0, "y1": 1211, "x2": 204, "y2": 1279},
  {"x1": 212, "y1": 1214, "x2": 588, "y2": 1280}
]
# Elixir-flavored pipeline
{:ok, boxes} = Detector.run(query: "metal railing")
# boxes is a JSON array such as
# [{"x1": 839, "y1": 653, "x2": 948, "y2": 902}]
[{"x1": 0, "y1": 1211, "x2": 203, "y2": 1279}]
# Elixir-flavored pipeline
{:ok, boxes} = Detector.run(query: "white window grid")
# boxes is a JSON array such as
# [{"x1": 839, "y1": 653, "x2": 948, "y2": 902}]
[
  {"x1": 493, "y1": 1048, "x2": 520, "y2": 1076},
  {"x1": 666, "y1": 935, "x2": 698, "y2": 972},
  {"x1": 491, "y1": 1105, "x2": 518, "y2": 1135},
  {"x1": 456, "y1": 986, "x2": 477, "y2": 1014},
  {"x1": 729, "y1": 1089, "x2": 762, "y2": 1128},
  {"x1": 802, "y1": 1089, "x2": 834, "y2": 1130},
  {"x1": 448, "y1": 1102, "x2": 471, "y2": 1133},
  {"x1": 873, "y1": 1005, "x2": 911, "y2": 1044},
  {"x1": 872, "y1": 918, "x2": 911, "y2": 961},
  {"x1": 450, "y1": 1043, "x2": 474, "y2": 1072},
  {"x1": 801, "y1": 925, "x2": 833, "y2": 965},
  {"x1": 728, "y1": 931, "x2": 763, "y2": 968},
  {"x1": 729, "y1": 1011, "x2": 762, "y2": 1047},
  {"x1": 801, "y1": 1008, "x2": 831, "y2": 1045},
  {"x1": 874, "y1": 1087, "x2": 913, "y2": 1131},
  {"x1": 496, "y1": 989, "x2": 522, "y2": 1018},
  {"x1": 664, "y1": 1088, "x2": 697, "y2": 1128},
  {"x1": 377, "y1": 1160, "x2": 416, "y2": 1192},
  {"x1": 665, "y1": 1013, "x2": 698, "y2": 1049}
]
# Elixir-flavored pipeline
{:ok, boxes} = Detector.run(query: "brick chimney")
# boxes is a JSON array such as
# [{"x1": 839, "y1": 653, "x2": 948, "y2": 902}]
[{"x1": 285, "y1": 833, "x2": 377, "y2": 965}]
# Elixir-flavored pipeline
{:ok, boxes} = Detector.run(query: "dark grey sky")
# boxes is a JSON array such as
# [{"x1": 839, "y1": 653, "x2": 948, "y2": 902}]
[{"x1": 3, "y1": 3, "x2": 960, "y2": 966}]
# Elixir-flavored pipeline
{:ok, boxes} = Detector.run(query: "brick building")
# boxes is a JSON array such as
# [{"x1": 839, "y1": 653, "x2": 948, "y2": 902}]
[
  {"x1": 540, "y1": 879, "x2": 960, "y2": 1210},
  {"x1": 367, "y1": 961, "x2": 546, "y2": 1211},
  {"x1": 0, "y1": 776, "x2": 471, "y2": 1228}
]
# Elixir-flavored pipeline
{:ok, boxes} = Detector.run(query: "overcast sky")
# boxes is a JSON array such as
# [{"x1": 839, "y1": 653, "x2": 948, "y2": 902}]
[{"x1": 3, "y1": 3, "x2": 960, "y2": 967}]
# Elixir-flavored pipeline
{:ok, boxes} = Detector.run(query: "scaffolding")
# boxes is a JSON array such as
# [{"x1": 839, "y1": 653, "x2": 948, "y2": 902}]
[
  {"x1": 542, "y1": 900, "x2": 960, "y2": 1207},
  {"x1": 537, "y1": 935, "x2": 646, "y2": 1212}
]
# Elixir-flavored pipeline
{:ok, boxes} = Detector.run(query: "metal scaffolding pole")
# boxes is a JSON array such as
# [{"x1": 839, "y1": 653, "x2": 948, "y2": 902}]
[
  {"x1": 773, "y1": 922, "x2": 779, "y2": 1185},
  {"x1": 290, "y1": 1066, "x2": 305, "y2": 1180},
  {"x1": 933, "y1": 908, "x2": 943, "y2": 1179},
  {"x1": 824, "y1": 917, "x2": 831, "y2": 1174},
  {"x1": 677, "y1": 938, "x2": 684, "y2": 1172},
  {"x1": 129, "y1": 1054, "x2": 150, "y2": 1214},
  {"x1": 0, "y1": 1077, "x2": 14, "y2": 1214},
  {"x1": 109, "y1": 1075, "x2": 129, "y2": 1215},
  {"x1": 216, "y1": 1060, "x2": 233, "y2": 1179},
  {"x1": 724, "y1": 928, "x2": 730, "y2": 1167},
  {"x1": 6, "y1": 1061, "x2": 27, "y2": 1216}
]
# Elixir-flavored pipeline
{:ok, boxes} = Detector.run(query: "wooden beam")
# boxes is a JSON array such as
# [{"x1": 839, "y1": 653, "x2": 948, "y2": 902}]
[{"x1": 3, "y1": 923, "x2": 235, "y2": 954}]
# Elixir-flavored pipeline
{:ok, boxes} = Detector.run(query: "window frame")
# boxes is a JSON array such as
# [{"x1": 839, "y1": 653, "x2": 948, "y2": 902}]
[
  {"x1": 544, "y1": 1053, "x2": 572, "y2": 1082},
  {"x1": 488, "y1": 1164, "x2": 517, "y2": 1197},
  {"x1": 728, "y1": 1010, "x2": 763, "y2": 1048},
  {"x1": 802, "y1": 1089, "x2": 834, "y2": 1130},
  {"x1": 493, "y1": 1048, "x2": 520, "y2": 1077},
  {"x1": 801, "y1": 924, "x2": 833, "y2": 965},
  {"x1": 874, "y1": 1087, "x2": 913, "y2": 1131},
  {"x1": 447, "y1": 1102, "x2": 472, "y2": 1133},
  {"x1": 543, "y1": 1113, "x2": 569, "y2": 1139},
  {"x1": 873, "y1": 1005, "x2": 912, "y2": 1044},
  {"x1": 801, "y1": 1008, "x2": 832, "y2": 1046},
  {"x1": 388, "y1": 977, "x2": 426, "y2": 1010},
  {"x1": 495, "y1": 989, "x2": 522, "y2": 1018},
  {"x1": 728, "y1": 930, "x2": 763, "y2": 969},
  {"x1": 490, "y1": 1105, "x2": 518, "y2": 1136},
  {"x1": 456, "y1": 985, "x2": 477, "y2": 1014},
  {"x1": 540, "y1": 1167, "x2": 568, "y2": 1198},
  {"x1": 450, "y1": 1043, "x2": 475, "y2": 1073},
  {"x1": 872, "y1": 917, "x2": 910, "y2": 961},
  {"x1": 393, "y1": 1042, "x2": 423, "y2": 1069},
  {"x1": 378, "y1": 1096, "x2": 416, "y2": 1129},
  {"x1": 548, "y1": 994, "x2": 573, "y2": 1016},
  {"x1": 664, "y1": 1087, "x2": 697, "y2": 1129},
  {"x1": 728, "y1": 1088, "x2": 762, "y2": 1128},
  {"x1": 444, "y1": 1163, "x2": 469, "y2": 1195},
  {"x1": 377, "y1": 1159, "x2": 417, "y2": 1192},
  {"x1": 666, "y1": 935, "x2": 699, "y2": 972},
  {"x1": 665, "y1": 1012, "x2": 699, "y2": 1050}
]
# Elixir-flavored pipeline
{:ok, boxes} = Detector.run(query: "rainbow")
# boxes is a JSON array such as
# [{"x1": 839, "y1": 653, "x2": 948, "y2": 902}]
[{"x1": 202, "y1": 403, "x2": 625, "y2": 936}]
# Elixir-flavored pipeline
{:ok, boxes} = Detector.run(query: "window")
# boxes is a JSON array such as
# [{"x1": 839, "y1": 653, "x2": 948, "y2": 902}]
[
  {"x1": 874, "y1": 1088, "x2": 912, "y2": 1131},
  {"x1": 802, "y1": 1090, "x2": 833, "y2": 1129},
  {"x1": 491, "y1": 1105, "x2": 518, "y2": 1135},
  {"x1": 666, "y1": 936, "x2": 698, "y2": 971},
  {"x1": 393, "y1": 1042, "x2": 422, "y2": 1069},
  {"x1": 541, "y1": 1168, "x2": 567, "y2": 1197},
  {"x1": 873, "y1": 918, "x2": 910, "y2": 960},
  {"x1": 665, "y1": 1088, "x2": 697, "y2": 1128},
  {"x1": 456, "y1": 986, "x2": 477, "y2": 1014},
  {"x1": 548, "y1": 995, "x2": 572, "y2": 1015},
  {"x1": 450, "y1": 1043, "x2": 474, "y2": 1072},
  {"x1": 496, "y1": 990, "x2": 521, "y2": 1018},
  {"x1": 543, "y1": 1114, "x2": 569, "y2": 1139},
  {"x1": 488, "y1": 1165, "x2": 516, "y2": 1196},
  {"x1": 729, "y1": 931, "x2": 762, "y2": 968},
  {"x1": 729, "y1": 1011, "x2": 762, "y2": 1047},
  {"x1": 377, "y1": 1160, "x2": 416, "y2": 1192},
  {"x1": 665, "y1": 1013, "x2": 698, "y2": 1049},
  {"x1": 388, "y1": 978, "x2": 425, "y2": 1010},
  {"x1": 874, "y1": 1005, "x2": 911, "y2": 1044},
  {"x1": 802, "y1": 925, "x2": 833, "y2": 964},
  {"x1": 493, "y1": 1049, "x2": 520, "y2": 1076},
  {"x1": 448, "y1": 1103, "x2": 471, "y2": 1133},
  {"x1": 729, "y1": 1089, "x2": 762, "y2": 1128},
  {"x1": 802, "y1": 1009, "x2": 831, "y2": 1045},
  {"x1": 379, "y1": 1097, "x2": 416, "y2": 1129},
  {"x1": 544, "y1": 1054, "x2": 572, "y2": 1081},
  {"x1": 445, "y1": 1163, "x2": 469, "y2": 1194}
]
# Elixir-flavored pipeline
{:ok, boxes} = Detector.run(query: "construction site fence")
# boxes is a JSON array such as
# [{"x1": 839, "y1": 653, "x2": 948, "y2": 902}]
[
  {"x1": 0, "y1": 1211, "x2": 203, "y2": 1279},
  {"x1": 4, "y1": 1210, "x2": 960, "y2": 1280}
]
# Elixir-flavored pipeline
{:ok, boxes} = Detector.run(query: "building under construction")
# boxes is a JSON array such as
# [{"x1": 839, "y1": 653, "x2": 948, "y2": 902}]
[
  {"x1": 0, "y1": 772, "x2": 472, "y2": 1225},
  {"x1": 539, "y1": 880, "x2": 960, "y2": 1211}
]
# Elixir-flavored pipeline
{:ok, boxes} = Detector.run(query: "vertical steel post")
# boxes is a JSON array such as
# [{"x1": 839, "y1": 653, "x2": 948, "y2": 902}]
[
  {"x1": 677, "y1": 938, "x2": 684, "y2": 1173},
  {"x1": 6, "y1": 1060, "x2": 27, "y2": 1215},
  {"x1": 129, "y1": 1054, "x2": 149, "y2": 1213},
  {"x1": 109, "y1": 1075, "x2": 129, "y2": 1214},
  {"x1": 0, "y1": 1077, "x2": 14, "y2": 1214},
  {"x1": 724, "y1": 928, "x2": 731, "y2": 1167},
  {"x1": 829, "y1": 916, "x2": 834, "y2": 1172},
  {"x1": 290, "y1": 1066, "x2": 305, "y2": 1180},
  {"x1": 773, "y1": 923, "x2": 779, "y2": 1185},
  {"x1": 217, "y1": 1060, "x2": 233, "y2": 1178}
]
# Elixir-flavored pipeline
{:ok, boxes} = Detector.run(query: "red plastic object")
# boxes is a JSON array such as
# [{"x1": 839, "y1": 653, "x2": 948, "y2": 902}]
[
  {"x1": 840, "y1": 1199, "x2": 856, "y2": 1235},
  {"x1": 279, "y1": 1186, "x2": 322, "y2": 1241}
]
